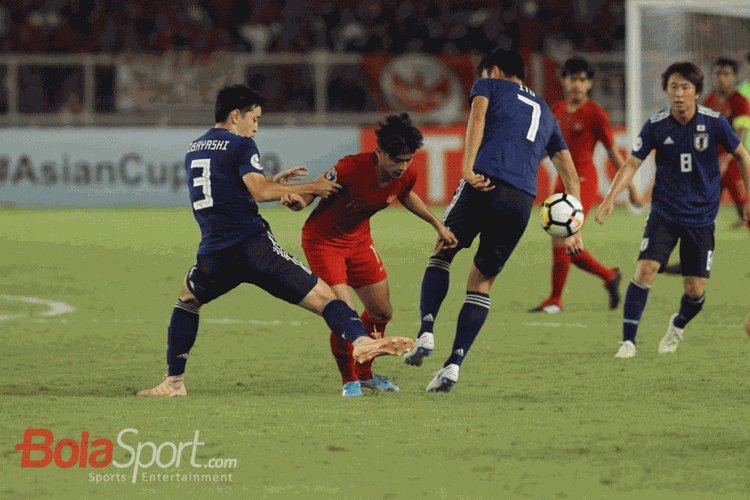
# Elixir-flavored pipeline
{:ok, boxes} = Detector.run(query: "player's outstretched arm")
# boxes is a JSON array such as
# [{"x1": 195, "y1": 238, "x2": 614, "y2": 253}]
[
  {"x1": 595, "y1": 155, "x2": 642, "y2": 224},
  {"x1": 242, "y1": 172, "x2": 341, "y2": 202},
  {"x1": 607, "y1": 145, "x2": 644, "y2": 207},
  {"x1": 400, "y1": 191, "x2": 458, "y2": 249}
]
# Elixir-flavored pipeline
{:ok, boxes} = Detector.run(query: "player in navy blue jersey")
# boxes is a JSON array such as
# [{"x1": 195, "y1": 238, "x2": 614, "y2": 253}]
[
  {"x1": 139, "y1": 85, "x2": 414, "y2": 396},
  {"x1": 596, "y1": 62, "x2": 750, "y2": 358},
  {"x1": 403, "y1": 49, "x2": 584, "y2": 392}
]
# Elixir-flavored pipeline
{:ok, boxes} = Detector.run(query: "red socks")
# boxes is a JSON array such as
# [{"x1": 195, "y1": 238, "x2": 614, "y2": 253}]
[
  {"x1": 548, "y1": 246, "x2": 571, "y2": 304},
  {"x1": 546, "y1": 247, "x2": 615, "y2": 305},
  {"x1": 329, "y1": 310, "x2": 391, "y2": 384},
  {"x1": 571, "y1": 249, "x2": 616, "y2": 282}
]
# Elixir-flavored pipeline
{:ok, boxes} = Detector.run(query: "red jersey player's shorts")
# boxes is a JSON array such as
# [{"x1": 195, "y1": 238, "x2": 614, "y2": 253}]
[
  {"x1": 301, "y1": 230, "x2": 387, "y2": 289},
  {"x1": 553, "y1": 174, "x2": 599, "y2": 218}
]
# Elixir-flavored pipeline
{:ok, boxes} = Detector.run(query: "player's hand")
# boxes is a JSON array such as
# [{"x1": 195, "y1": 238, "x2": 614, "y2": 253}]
[
  {"x1": 312, "y1": 173, "x2": 342, "y2": 198},
  {"x1": 595, "y1": 201, "x2": 614, "y2": 224},
  {"x1": 273, "y1": 166, "x2": 308, "y2": 184},
  {"x1": 435, "y1": 224, "x2": 458, "y2": 250},
  {"x1": 463, "y1": 171, "x2": 495, "y2": 192},
  {"x1": 281, "y1": 193, "x2": 306, "y2": 211},
  {"x1": 563, "y1": 232, "x2": 583, "y2": 256}
]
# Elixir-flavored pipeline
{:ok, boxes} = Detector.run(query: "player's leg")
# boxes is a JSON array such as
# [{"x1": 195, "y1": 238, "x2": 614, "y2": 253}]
[
  {"x1": 722, "y1": 163, "x2": 748, "y2": 228},
  {"x1": 617, "y1": 213, "x2": 677, "y2": 358},
  {"x1": 301, "y1": 239, "x2": 364, "y2": 395},
  {"x1": 569, "y1": 190, "x2": 621, "y2": 309},
  {"x1": 353, "y1": 279, "x2": 399, "y2": 392},
  {"x1": 658, "y1": 223, "x2": 713, "y2": 353},
  {"x1": 139, "y1": 247, "x2": 240, "y2": 396},
  {"x1": 408, "y1": 180, "x2": 475, "y2": 366},
  {"x1": 137, "y1": 279, "x2": 197, "y2": 397},
  {"x1": 531, "y1": 179, "x2": 572, "y2": 313},
  {"x1": 428, "y1": 179, "x2": 532, "y2": 392},
  {"x1": 530, "y1": 238, "x2": 570, "y2": 313}
]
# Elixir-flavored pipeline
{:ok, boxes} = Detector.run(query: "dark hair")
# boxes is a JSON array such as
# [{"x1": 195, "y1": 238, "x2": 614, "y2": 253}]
[
  {"x1": 215, "y1": 85, "x2": 265, "y2": 123},
  {"x1": 476, "y1": 54, "x2": 493, "y2": 77},
  {"x1": 484, "y1": 49, "x2": 526, "y2": 81},
  {"x1": 713, "y1": 57, "x2": 738, "y2": 75},
  {"x1": 375, "y1": 113, "x2": 424, "y2": 158},
  {"x1": 561, "y1": 57, "x2": 594, "y2": 79},
  {"x1": 661, "y1": 62, "x2": 704, "y2": 94}
]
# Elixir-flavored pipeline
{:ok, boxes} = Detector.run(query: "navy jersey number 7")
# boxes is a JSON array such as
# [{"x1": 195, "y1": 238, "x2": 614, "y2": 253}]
[{"x1": 469, "y1": 78, "x2": 567, "y2": 197}]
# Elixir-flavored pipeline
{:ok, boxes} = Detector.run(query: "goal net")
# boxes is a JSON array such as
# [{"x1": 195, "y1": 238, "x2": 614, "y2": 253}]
[{"x1": 625, "y1": 0, "x2": 750, "y2": 193}]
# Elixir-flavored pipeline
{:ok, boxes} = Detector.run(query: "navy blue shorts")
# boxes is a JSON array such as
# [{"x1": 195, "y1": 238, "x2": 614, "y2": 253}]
[
  {"x1": 442, "y1": 177, "x2": 534, "y2": 277},
  {"x1": 185, "y1": 229, "x2": 318, "y2": 305},
  {"x1": 638, "y1": 211, "x2": 715, "y2": 278}
]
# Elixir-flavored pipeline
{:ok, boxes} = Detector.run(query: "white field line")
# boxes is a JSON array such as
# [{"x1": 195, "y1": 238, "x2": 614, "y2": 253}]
[{"x1": 0, "y1": 295, "x2": 76, "y2": 322}]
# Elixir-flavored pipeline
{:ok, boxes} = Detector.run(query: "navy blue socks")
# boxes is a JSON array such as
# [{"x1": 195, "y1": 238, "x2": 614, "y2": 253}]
[
  {"x1": 673, "y1": 293, "x2": 705, "y2": 328},
  {"x1": 445, "y1": 291, "x2": 490, "y2": 367},
  {"x1": 419, "y1": 256, "x2": 452, "y2": 336},
  {"x1": 167, "y1": 299, "x2": 201, "y2": 376},
  {"x1": 622, "y1": 280, "x2": 650, "y2": 344},
  {"x1": 322, "y1": 299, "x2": 368, "y2": 343}
]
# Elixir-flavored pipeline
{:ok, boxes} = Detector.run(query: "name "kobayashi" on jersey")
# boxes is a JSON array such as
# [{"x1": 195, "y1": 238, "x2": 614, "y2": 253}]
[{"x1": 187, "y1": 140, "x2": 230, "y2": 153}]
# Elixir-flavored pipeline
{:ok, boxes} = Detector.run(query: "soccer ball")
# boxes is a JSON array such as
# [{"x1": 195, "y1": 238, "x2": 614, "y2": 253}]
[{"x1": 539, "y1": 193, "x2": 584, "y2": 238}]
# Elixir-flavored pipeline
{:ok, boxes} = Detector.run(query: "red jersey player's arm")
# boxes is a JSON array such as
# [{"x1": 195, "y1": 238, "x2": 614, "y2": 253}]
[
  {"x1": 732, "y1": 143, "x2": 750, "y2": 221},
  {"x1": 399, "y1": 191, "x2": 458, "y2": 249},
  {"x1": 242, "y1": 171, "x2": 340, "y2": 202}
]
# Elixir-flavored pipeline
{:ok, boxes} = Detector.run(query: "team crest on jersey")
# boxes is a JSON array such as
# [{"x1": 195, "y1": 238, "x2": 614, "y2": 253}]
[
  {"x1": 694, "y1": 133, "x2": 709, "y2": 151},
  {"x1": 574, "y1": 122, "x2": 583, "y2": 131}
]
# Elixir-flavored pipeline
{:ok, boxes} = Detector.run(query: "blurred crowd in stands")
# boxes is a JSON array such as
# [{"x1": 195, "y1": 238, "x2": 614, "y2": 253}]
[{"x1": 0, "y1": 0, "x2": 625, "y2": 56}]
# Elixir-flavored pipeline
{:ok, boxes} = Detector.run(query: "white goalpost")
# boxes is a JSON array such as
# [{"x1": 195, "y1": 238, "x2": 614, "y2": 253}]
[{"x1": 625, "y1": 0, "x2": 750, "y2": 192}]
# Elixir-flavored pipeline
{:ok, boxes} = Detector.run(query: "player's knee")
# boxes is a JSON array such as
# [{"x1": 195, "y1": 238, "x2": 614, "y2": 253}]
[
  {"x1": 366, "y1": 305, "x2": 392, "y2": 321},
  {"x1": 634, "y1": 261, "x2": 659, "y2": 285},
  {"x1": 683, "y1": 278, "x2": 706, "y2": 299}
]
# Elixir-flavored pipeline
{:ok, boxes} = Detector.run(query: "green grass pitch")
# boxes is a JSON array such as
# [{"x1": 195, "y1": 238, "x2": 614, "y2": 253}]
[{"x1": 1, "y1": 204, "x2": 749, "y2": 500}]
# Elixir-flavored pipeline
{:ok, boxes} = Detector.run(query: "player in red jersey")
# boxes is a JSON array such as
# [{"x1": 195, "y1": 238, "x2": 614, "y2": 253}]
[
  {"x1": 664, "y1": 58, "x2": 750, "y2": 275},
  {"x1": 530, "y1": 57, "x2": 643, "y2": 313},
  {"x1": 283, "y1": 114, "x2": 457, "y2": 397},
  {"x1": 707, "y1": 58, "x2": 750, "y2": 227}
]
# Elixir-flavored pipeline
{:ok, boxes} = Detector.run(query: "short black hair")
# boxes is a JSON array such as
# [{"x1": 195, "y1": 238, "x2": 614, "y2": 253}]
[
  {"x1": 375, "y1": 113, "x2": 424, "y2": 158},
  {"x1": 215, "y1": 85, "x2": 265, "y2": 123},
  {"x1": 661, "y1": 62, "x2": 704, "y2": 95},
  {"x1": 713, "y1": 57, "x2": 738, "y2": 75},
  {"x1": 476, "y1": 53, "x2": 493, "y2": 77},
  {"x1": 560, "y1": 57, "x2": 594, "y2": 79},
  {"x1": 484, "y1": 49, "x2": 526, "y2": 81}
]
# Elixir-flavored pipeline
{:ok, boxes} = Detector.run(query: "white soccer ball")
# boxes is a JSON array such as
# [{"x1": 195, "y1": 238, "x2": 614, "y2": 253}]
[{"x1": 539, "y1": 193, "x2": 584, "y2": 238}]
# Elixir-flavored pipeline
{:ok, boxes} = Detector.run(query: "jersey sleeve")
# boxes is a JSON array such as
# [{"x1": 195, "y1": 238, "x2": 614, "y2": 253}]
[
  {"x1": 545, "y1": 119, "x2": 568, "y2": 156},
  {"x1": 593, "y1": 106, "x2": 616, "y2": 149},
  {"x1": 326, "y1": 155, "x2": 359, "y2": 187},
  {"x1": 631, "y1": 121, "x2": 655, "y2": 161},
  {"x1": 716, "y1": 115, "x2": 741, "y2": 153},
  {"x1": 237, "y1": 138, "x2": 263, "y2": 178},
  {"x1": 469, "y1": 79, "x2": 492, "y2": 106}
]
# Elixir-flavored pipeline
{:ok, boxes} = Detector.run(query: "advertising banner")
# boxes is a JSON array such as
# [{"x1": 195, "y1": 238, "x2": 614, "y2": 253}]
[{"x1": 0, "y1": 127, "x2": 359, "y2": 207}]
